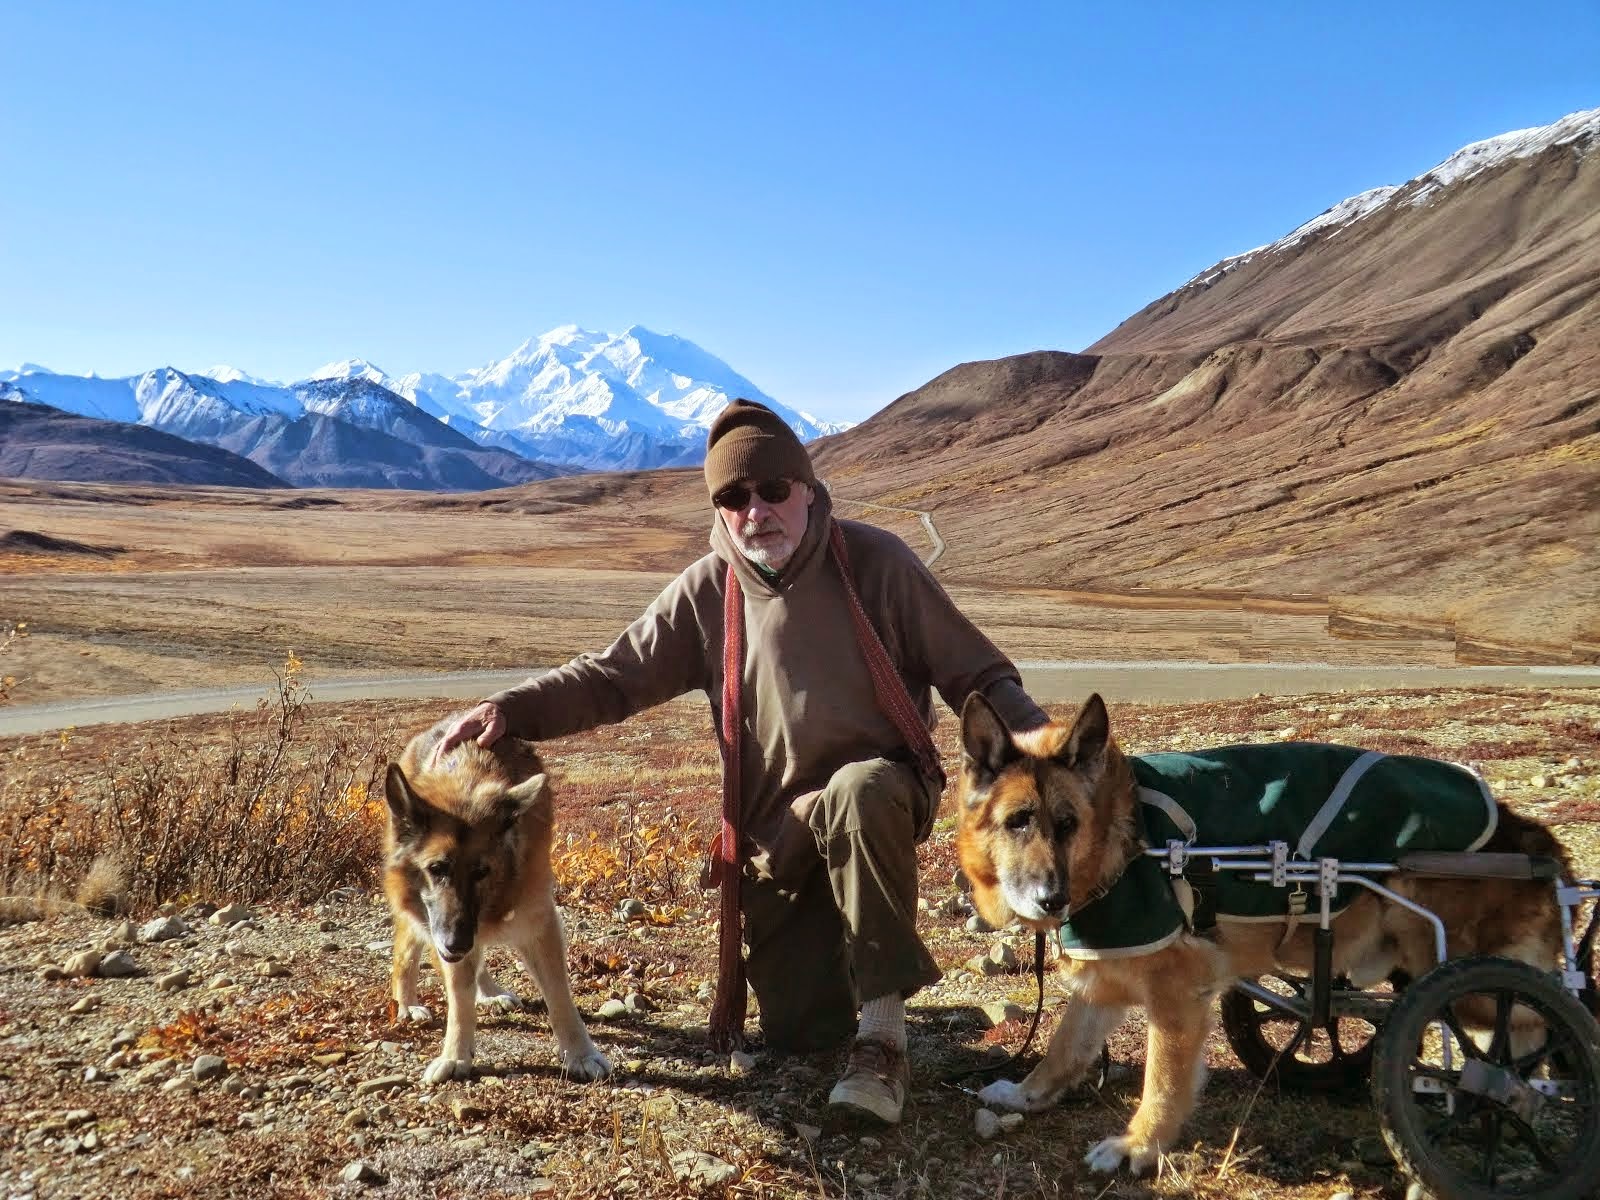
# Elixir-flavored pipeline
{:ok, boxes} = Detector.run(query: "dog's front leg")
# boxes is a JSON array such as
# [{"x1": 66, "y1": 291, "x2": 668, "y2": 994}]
[
  {"x1": 1084, "y1": 994, "x2": 1214, "y2": 1175},
  {"x1": 390, "y1": 919, "x2": 432, "y2": 1024},
  {"x1": 513, "y1": 892, "x2": 611, "y2": 1081},
  {"x1": 978, "y1": 998, "x2": 1125, "y2": 1113},
  {"x1": 423, "y1": 948, "x2": 482, "y2": 1084}
]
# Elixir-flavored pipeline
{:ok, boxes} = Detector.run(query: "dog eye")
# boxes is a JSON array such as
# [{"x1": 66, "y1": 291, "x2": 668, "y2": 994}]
[
  {"x1": 1054, "y1": 817, "x2": 1077, "y2": 841},
  {"x1": 1004, "y1": 809, "x2": 1033, "y2": 832},
  {"x1": 425, "y1": 861, "x2": 450, "y2": 878},
  {"x1": 471, "y1": 865, "x2": 490, "y2": 882}
]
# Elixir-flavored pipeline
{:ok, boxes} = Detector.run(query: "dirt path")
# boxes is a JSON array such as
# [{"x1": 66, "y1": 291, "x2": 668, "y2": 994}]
[{"x1": 4, "y1": 662, "x2": 1598, "y2": 736}]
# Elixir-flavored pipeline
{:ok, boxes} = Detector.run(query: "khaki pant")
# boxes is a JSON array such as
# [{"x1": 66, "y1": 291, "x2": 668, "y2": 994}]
[{"x1": 741, "y1": 757, "x2": 942, "y2": 1052}]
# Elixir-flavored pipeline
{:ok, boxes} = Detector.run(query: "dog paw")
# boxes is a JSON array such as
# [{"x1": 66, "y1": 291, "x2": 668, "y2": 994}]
[
  {"x1": 395, "y1": 1004, "x2": 433, "y2": 1024},
  {"x1": 422, "y1": 1056, "x2": 474, "y2": 1084},
  {"x1": 561, "y1": 1046, "x2": 612, "y2": 1081},
  {"x1": 476, "y1": 992, "x2": 523, "y2": 1014},
  {"x1": 976, "y1": 1079, "x2": 1031, "y2": 1112},
  {"x1": 1084, "y1": 1134, "x2": 1159, "y2": 1175}
]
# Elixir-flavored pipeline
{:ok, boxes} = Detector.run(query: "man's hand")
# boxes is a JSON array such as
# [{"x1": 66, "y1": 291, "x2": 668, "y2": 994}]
[{"x1": 433, "y1": 701, "x2": 506, "y2": 764}]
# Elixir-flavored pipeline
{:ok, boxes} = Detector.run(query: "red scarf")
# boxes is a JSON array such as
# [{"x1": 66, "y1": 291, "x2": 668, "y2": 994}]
[{"x1": 708, "y1": 522, "x2": 942, "y2": 1050}]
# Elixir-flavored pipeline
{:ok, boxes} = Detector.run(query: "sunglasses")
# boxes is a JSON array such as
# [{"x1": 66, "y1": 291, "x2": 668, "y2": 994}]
[{"x1": 713, "y1": 479, "x2": 796, "y2": 511}]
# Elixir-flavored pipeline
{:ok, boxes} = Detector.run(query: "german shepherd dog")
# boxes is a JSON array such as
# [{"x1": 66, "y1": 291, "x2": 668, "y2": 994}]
[
  {"x1": 384, "y1": 716, "x2": 611, "y2": 1085},
  {"x1": 955, "y1": 692, "x2": 1567, "y2": 1174}
]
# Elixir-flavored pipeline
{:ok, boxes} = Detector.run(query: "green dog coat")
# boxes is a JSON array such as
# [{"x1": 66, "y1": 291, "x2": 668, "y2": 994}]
[{"x1": 1056, "y1": 743, "x2": 1497, "y2": 960}]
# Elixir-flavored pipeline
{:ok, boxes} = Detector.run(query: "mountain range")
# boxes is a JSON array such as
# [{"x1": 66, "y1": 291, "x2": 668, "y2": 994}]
[{"x1": 0, "y1": 326, "x2": 844, "y2": 488}]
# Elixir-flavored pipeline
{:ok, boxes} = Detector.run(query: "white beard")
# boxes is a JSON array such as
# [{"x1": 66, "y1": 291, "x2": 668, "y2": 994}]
[{"x1": 734, "y1": 521, "x2": 797, "y2": 568}]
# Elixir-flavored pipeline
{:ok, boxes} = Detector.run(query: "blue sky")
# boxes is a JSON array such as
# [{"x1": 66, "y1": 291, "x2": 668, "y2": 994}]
[{"x1": 3, "y1": 3, "x2": 1596, "y2": 423}]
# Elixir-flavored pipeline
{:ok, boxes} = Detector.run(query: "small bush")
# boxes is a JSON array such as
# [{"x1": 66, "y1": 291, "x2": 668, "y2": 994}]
[{"x1": 0, "y1": 654, "x2": 393, "y2": 912}]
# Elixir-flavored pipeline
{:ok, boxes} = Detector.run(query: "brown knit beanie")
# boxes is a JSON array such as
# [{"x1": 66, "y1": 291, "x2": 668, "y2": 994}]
[{"x1": 703, "y1": 399, "x2": 815, "y2": 499}]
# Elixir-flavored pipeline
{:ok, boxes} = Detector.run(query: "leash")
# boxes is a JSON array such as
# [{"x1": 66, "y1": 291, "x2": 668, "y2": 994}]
[{"x1": 941, "y1": 930, "x2": 1111, "y2": 1099}]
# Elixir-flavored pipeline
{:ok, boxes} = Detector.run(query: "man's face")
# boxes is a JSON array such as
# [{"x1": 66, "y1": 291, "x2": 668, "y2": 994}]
[{"x1": 715, "y1": 477, "x2": 814, "y2": 570}]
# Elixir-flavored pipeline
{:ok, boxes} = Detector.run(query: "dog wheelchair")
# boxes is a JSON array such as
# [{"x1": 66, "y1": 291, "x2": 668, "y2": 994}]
[{"x1": 1149, "y1": 837, "x2": 1600, "y2": 1199}]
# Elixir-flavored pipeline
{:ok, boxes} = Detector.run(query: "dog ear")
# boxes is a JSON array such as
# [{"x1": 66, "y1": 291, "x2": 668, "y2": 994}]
[
  {"x1": 1057, "y1": 693, "x2": 1110, "y2": 771},
  {"x1": 498, "y1": 773, "x2": 548, "y2": 829},
  {"x1": 384, "y1": 763, "x2": 433, "y2": 835},
  {"x1": 960, "y1": 691, "x2": 1017, "y2": 786}
]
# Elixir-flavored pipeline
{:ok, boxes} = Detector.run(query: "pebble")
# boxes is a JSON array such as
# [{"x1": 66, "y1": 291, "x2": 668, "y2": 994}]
[
  {"x1": 623, "y1": 991, "x2": 656, "y2": 1014},
  {"x1": 209, "y1": 974, "x2": 235, "y2": 989},
  {"x1": 449, "y1": 1097, "x2": 487, "y2": 1122},
  {"x1": 619, "y1": 898, "x2": 647, "y2": 918},
  {"x1": 694, "y1": 982, "x2": 714, "y2": 1002},
  {"x1": 104, "y1": 920, "x2": 136, "y2": 947},
  {"x1": 63, "y1": 950, "x2": 102, "y2": 978},
  {"x1": 355, "y1": 1075, "x2": 411, "y2": 1097},
  {"x1": 974, "y1": 1108, "x2": 1001, "y2": 1139},
  {"x1": 161, "y1": 1076, "x2": 196, "y2": 1094},
  {"x1": 257, "y1": 960, "x2": 291, "y2": 978},
  {"x1": 99, "y1": 951, "x2": 138, "y2": 978},
  {"x1": 965, "y1": 913, "x2": 995, "y2": 934},
  {"x1": 156, "y1": 969, "x2": 192, "y2": 993},
  {"x1": 728, "y1": 1051, "x2": 756, "y2": 1075},
  {"x1": 343, "y1": 1109, "x2": 371, "y2": 1129},
  {"x1": 793, "y1": 1122, "x2": 821, "y2": 1141},
  {"x1": 139, "y1": 916, "x2": 190, "y2": 943},
  {"x1": 981, "y1": 1001, "x2": 1026, "y2": 1027},
  {"x1": 597, "y1": 998, "x2": 628, "y2": 1020},
  {"x1": 68, "y1": 995, "x2": 101, "y2": 1015},
  {"x1": 193, "y1": 1055, "x2": 227, "y2": 1082},
  {"x1": 210, "y1": 903, "x2": 255, "y2": 926},
  {"x1": 340, "y1": 1160, "x2": 387, "y2": 1186},
  {"x1": 669, "y1": 1151, "x2": 738, "y2": 1188}
]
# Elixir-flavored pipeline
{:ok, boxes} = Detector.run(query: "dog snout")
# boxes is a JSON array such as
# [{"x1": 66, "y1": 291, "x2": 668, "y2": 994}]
[{"x1": 1041, "y1": 889, "x2": 1068, "y2": 917}]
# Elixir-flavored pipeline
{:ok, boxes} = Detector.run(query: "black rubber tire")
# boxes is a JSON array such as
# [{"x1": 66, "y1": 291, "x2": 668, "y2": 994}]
[
  {"x1": 1220, "y1": 974, "x2": 1378, "y2": 1092},
  {"x1": 1371, "y1": 955, "x2": 1600, "y2": 1200}
]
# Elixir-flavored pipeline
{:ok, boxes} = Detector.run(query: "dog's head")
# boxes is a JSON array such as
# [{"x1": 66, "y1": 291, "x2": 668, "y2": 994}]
[
  {"x1": 383, "y1": 718, "x2": 549, "y2": 962},
  {"x1": 954, "y1": 691, "x2": 1139, "y2": 931}
]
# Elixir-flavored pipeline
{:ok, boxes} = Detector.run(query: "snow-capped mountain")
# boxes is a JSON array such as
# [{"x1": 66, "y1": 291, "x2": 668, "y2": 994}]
[
  {"x1": 425, "y1": 325, "x2": 847, "y2": 471},
  {"x1": 2, "y1": 325, "x2": 845, "y2": 484},
  {"x1": 1182, "y1": 106, "x2": 1600, "y2": 290},
  {"x1": 0, "y1": 364, "x2": 563, "y2": 490}
]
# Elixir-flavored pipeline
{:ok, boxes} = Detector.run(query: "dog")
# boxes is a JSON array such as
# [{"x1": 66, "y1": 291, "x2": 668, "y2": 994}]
[
  {"x1": 383, "y1": 715, "x2": 611, "y2": 1085},
  {"x1": 955, "y1": 691, "x2": 1568, "y2": 1175}
]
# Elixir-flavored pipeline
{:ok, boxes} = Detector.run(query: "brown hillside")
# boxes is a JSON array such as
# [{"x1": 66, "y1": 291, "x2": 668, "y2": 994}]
[{"x1": 811, "y1": 133, "x2": 1600, "y2": 662}]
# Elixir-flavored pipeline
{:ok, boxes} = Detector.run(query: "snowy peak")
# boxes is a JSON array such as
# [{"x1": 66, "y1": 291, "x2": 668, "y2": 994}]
[
  {"x1": 308, "y1": 358, "x2": 394, "y2": 387},
  {"x1": 1183, "y1": 107, "x2": 1600, "y2": 289}
]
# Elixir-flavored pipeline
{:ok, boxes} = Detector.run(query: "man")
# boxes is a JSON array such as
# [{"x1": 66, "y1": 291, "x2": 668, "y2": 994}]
[{"x1": 436, "y1": 398, "x2": 1045, "y2": 1124}]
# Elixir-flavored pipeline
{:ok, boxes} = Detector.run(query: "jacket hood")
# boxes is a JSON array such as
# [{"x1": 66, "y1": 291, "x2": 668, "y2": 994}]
[{"x1": 708, "y1": 482, "x2": 835, "y2": 597}]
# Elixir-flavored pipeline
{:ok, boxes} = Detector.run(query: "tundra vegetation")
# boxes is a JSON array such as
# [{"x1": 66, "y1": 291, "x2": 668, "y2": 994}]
[{"x1": 1, "y1": 658, "x2": 1596, "y2": 1199}]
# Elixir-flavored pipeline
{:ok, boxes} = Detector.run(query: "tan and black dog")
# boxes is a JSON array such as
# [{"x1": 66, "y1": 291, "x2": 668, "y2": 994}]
[
  {"x1": 384, "y1": 716, "x2": 610, "y2": 1084},
  {"x1": 955, "y1": 691, "x2": 1567, "y2": 1174}
]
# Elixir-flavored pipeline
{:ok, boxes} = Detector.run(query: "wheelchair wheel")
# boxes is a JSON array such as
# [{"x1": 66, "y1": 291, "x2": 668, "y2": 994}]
[
  {"x1": 1220, "y1": 973, "x2": 1379, "y2": 1092},
  {"x1": 1371, "y1": 955, "x2": 1600, "y2": 1200}
]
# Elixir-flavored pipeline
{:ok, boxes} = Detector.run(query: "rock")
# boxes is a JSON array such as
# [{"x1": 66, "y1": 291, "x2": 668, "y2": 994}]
[
  {"x1": 109, "y1": 1029, "x2": 139, "y2": 1052},
  {"x1": 210, "y1": 903, "x2": 254, "y2": 926},
  {"x1": 340, "y1": 1161, "x2": 387, "y2": 1186},
  {"x1": 1531, "y1": 774, "x2": 1550, "y2": 789},
  {"x1": 208, "y1": 974, "x2": 235, "y2": 989},
  {"x1": 793, "y1": 1122, "x2": 821, "y2": 1141},
  {"x1": 104, "y1": 920, "x2": 136, "y2": 947},
  {"x1": 1276, "y1": 727, "x2": 1301, "y2": 741},
  {"x1": 965, "y1": 913, "x2": 994, "y2": 934},
  {"x1": 342, "y1": 1109, "x2": 371, "y2": 1130},
  {"x1": 669, "y1": 1151, "x2": 738, "y2": 1188},
  {"x1": 312, "y1": 1051, "x2": 347, "y2": 1066},
  {"x1": 160, "y1": 1076, "x2": 196, "y2": 1094},
  {"x1": 998, "y1": 1113, "x2": 1024, "y2": 1131},
  {"x1": 99, "y1": 951, "x2": 138, "y2": 978},
  {"x1": 256, "y1": 960, "x2": 291, "y2": 978},
  {"x1": 138, "y1": 916, "x2": 189, "y2": 943},
  {"x1": 193, "y1": 1055, "x2": 227, "y2": 1082},
  {"x1": 355, "y1": 1075, "x2": 411, "y2": 1097},
  {"x1": 974, "y1": 1108, "x2": 1001, "y2": 1139},
  {"x1": 68, "y1": 995, "x2": 101, "y2": 1015},
  {"x1": 449, "y1": 1097, "x2": 487, "y2": 1122},
  {"x1": 981, "y1": 1001, "x2": 1026, "y2": 1027},
  {"x1": 618, "y1": 898, "x2": 647, "y2": 919},
  {"x1": 939, "y1": 895, "x2": 972, "y2": 919},
  {"x1": 39, "y1": 965, "x2": 67, "y2": 981},
  {"x1": 623, "y1": 991, "x2": 656, "y2": 1014},
  {"x1": 986, "y1": 942, "x2": 1018, "y2": 972},
  {"x1": 597, "y1": 998, "x2": 627, "y2": 1020},
  {"x1": 156, "y1": 970, "x2": 192, "y2": 993},
  {"x1": 728, "y1": 1051, "x2": 756, "y2": 1075},
  {"x1": 694, "y1": 982, "x2": 714, "y2": 1002},
  {"x1": 63, "y1": 950, "x2": 102, "y2": 979}
]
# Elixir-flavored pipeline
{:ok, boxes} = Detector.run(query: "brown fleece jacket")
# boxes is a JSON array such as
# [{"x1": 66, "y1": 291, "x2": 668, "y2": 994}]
[{"x1": 486, "y1": 486, "x2": 1046, "y2": 853}]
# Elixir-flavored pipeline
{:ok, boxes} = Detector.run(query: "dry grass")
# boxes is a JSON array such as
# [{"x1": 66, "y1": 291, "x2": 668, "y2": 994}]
[{"x1": 0, "y1": 684, "x2": 1596, "y2": 1199}]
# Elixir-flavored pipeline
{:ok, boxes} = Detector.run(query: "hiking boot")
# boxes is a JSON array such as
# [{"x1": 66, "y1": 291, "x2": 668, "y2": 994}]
[{"x1": 827, "y1": 1037, "x2": 908, "y2": 1124}]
